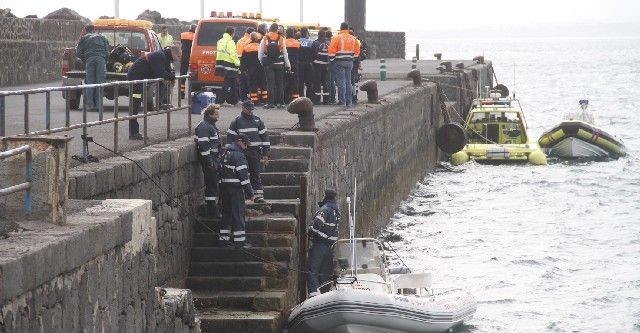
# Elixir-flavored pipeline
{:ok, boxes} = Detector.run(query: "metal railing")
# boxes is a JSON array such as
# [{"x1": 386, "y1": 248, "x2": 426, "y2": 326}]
[
  {"x1": 0, "y1": 145, "x2": 32, "y2": 214},
  {"x1": 0, "y1": 75, "x2": 192, "y2": 161}
]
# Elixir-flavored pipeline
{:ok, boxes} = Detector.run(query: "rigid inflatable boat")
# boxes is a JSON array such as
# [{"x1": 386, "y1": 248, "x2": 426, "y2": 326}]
[
  {"x1": 450, "y1": 94, "x2": 546, "y2": 166},
  {"x1": 538, "y1": 100, "x2": 626, "y2": 159},
  {"x1": 287, "y1": 238, "x2": 477, "y2": 333}
]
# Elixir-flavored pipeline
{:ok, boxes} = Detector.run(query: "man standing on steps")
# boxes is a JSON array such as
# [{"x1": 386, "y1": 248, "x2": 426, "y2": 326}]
[
  {"x1": 226, "y1": 100, "x2": 269, "y2": 203},
  {"x1": 195, "y1": 104, "x2": 222, "y2": 219},
  {"x1": 307, "y1": 189, "x2": 340, "y2": 297},
  {"x1": 219, "y1": 134, "x2": 257, "y2": 248}
]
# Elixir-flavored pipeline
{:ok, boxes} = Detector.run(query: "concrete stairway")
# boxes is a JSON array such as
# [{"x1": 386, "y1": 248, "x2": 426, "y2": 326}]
[{"x1": 187, "y1": 133, "x2": 312, "y2": 333}]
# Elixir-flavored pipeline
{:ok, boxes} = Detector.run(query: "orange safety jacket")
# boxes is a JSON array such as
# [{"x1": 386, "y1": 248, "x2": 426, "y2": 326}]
[
  {"x1": 328, "y1": 30, "x2": 360, "y2": 62},
  {"x1": 236, "y1": 33, "x2": 251, "y2": 56}
]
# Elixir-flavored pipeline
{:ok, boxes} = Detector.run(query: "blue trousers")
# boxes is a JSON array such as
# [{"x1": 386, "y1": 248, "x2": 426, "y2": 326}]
[
  {"x1": 330, "y1": 60, "x2": 353, "y2": 106},
  {"x1": 84, "y1": 56, "x2": 106, "y2": 109},
  {"x1": 307, "y1": 242, "x2": 334, "y2": 294}
]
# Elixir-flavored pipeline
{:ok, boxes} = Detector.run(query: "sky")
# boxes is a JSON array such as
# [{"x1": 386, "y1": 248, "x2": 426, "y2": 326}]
[{"x1": 3, "y1": 0, "x2": 639, "y2": 35}]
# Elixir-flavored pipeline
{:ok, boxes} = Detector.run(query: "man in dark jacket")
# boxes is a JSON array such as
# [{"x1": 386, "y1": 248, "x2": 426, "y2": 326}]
[
  {"x1": 313, "y1": 30, "x2": 330, "y2": 104},
  {"x1": 179, "y1": 24, "x2": 196, "y2": 99},
  {"x1": 194, "y1": 103, "x2": 222, "y2": 219},
  {"x1": 76, "y1": 24, "x2": 109, "y2": 110},
  {"x1": 307, "y1": 189, "x2": 340, "y2": 297},
  {"x1": 297, "y1": 27, "x2": 316, "y2": 99},
  {"x1": 226, "y1": 100, "x2": 269, "y2": 202},
  {"x1": 219, "y1": 134, "x2": 257, "y2": 248},
  {"x1": 127, "y1": 46, "x2": 181, "y2": 140}
]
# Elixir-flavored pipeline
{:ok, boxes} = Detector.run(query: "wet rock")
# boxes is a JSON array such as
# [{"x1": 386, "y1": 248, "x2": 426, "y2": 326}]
[
  {"x1": 99, "y1": 15, "x2": 114, "y2": 19},
  {"x1": 24, "y1": 14, "x2": 38, "y2": 19}
]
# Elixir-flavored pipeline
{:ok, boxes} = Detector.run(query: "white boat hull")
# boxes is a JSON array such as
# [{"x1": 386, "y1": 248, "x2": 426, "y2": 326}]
[
  {"x1": 288, "y1": 288, "x2": 476, "y2": 333},
  {"x1": 547, "y1": 137, "x2": 609, "y2": 158}
]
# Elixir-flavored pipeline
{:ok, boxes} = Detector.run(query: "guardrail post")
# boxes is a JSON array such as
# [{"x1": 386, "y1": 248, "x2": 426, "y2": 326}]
[
  {"x1": 45, "y1": 92, "x2": 51, "y2": 130},
  {"x1": 0, "y1": 95, "x2": 5, "y2": 136},
  {"x1": 65, "y1": 90, "x2": 71, "y2": 127},
  {"x1": 98, "y1": 86, "x2": 104, "y2": 121},
  {"x1": 24, "y1": 94, "x2": 29, "y2": 134},
  {"x1": 379, "y1": 59, "x2": 386, "y2": 81},
  {"x1": 24, "y1": 147, "x2": 32, "y2": 215},
  {"x1": 143, "y1": 81, "x2": 149, "y2": 145},
  {"x1": 82, "y1": 93, "x2": 89, "y2": 161},
  {"x1": 298, "y1": 175, "x2": 308, "y2": 301},
  {"x1": 113, "y1": 86, "x2": 119, "y2": 154},
  {"x1": 187, "y1": 77, "x2": 192, "y2": 135}
]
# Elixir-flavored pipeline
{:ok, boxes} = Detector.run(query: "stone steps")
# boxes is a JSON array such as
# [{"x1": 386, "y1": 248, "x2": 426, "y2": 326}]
[
  {"x1": 189, "y1": 261, "x2": 288, "y2": 278},
  {"x1": 267, "y1": 146, "x2": 311, "y2": 160},
  {"x1": 193, "y1": 232, "x2": 294, "y2": 247},
  {"x1": 264, "y1": 159, "x2": 309, "y2": 173},
  {"x1": 194, "y1": 214, "x2": 298, "y2": 234},
  {"x1": 199, "y1": 310, "x2": 282, "y2": 333},
  {"x1": 193, "y1": 290, "x2": 286, "y2": 312},
  {"x1": 190, "y1": 247, "x2": 292, "y2": 263},
  {"x1": 186, "y1": 276, "x2": 267, "y2": 291},
  {"x1": 261, "y1": 172, "x2": 305, "y2": 186},
  {"x1": 263, "y1": 185, "x2": 301, "y2": 200}
]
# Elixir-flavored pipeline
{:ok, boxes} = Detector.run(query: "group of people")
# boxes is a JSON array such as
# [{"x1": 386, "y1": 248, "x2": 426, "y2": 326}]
[
  {"x1": 194, "y1": 99, "x2": 269, "y2": 249},
  {"x1": 215, "y1": 22, "x2": 365, "y2": 109}
]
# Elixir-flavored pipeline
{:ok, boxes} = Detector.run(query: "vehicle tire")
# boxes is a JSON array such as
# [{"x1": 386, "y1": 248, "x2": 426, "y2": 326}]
[{"x1": 69, "y1": 97, "x2": 80, "y2": 110}]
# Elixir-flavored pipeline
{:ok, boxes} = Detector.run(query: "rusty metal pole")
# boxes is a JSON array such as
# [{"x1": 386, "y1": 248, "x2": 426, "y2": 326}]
[
  {"x1": 298, "y1": 174, "x2": 308, "y2": 301},
  {"x1": 113, "y1": 85, "x2": 119, "y2": 153},
  {"x1": 24, "y1": 94, "x2": 29, "y2": 134}
]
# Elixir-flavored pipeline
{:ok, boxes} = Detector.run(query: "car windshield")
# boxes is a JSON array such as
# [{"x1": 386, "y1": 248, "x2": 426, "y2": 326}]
[
  {"x1": 96, "y1": 29, "x2": 149, "y2": 51},
  {"x1": 333, "y1": 239, "x2": 386, "y2": 277},
  {"x1": 196, "y1": 22, "x2": 255, "y2": 46}
]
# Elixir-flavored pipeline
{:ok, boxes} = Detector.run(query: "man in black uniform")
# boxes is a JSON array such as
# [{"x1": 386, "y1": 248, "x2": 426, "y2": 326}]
[
  {"x1": 226, "y1": 100, "x2": 269, "y2": 203},
  {"x1": 297, "y1": 27, "x2": 316, "y2": 99},
  {"x1": 307, "y1": 189, "x2": 340, "y2": 297},
  {"x1": 313, "y1": 30, "x2": 330, "y2": 104},
  {"x1": 194, "y1": 104, "x2": 222, "y2": 219},
  {"x1": 127, "y1": 46, "x2": 181, "y2": 140},
  {"x1": 219, "y1": 134, "x2": 256, "y2": 248},
  {"x1": 179, "y1": 24, "x2": 196, "y2": 99}
]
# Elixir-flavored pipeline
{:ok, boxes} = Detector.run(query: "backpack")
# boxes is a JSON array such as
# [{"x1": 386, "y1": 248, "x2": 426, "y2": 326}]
[{"x1": 266, "y1": 35, "x2": 281, "y2": 61}]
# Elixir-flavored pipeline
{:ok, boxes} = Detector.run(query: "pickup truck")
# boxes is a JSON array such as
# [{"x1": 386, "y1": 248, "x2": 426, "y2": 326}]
[{"x1": 62, "y1": 19, "x2": 163, "y2": 109}]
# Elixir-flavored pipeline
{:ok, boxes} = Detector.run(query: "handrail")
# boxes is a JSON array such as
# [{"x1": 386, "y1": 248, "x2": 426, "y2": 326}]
[
  {"x1": 0, "y1": 75, "x2": 193, "y2": 162},
  {"x1": 0, "y1": 145, "x2": 33, "y2": 214}
]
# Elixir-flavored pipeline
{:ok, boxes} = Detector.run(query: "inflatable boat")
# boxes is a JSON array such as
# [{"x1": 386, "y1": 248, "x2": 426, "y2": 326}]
[
  {"x1": 450, "y1": 94, "x2": 546, "y2": 166},
  {"x1": 287, "y1": 238, "x2": 477, "y2": 333},
  {"x1": 538, "y1": 100, "x2": 626, "y2": 159}
]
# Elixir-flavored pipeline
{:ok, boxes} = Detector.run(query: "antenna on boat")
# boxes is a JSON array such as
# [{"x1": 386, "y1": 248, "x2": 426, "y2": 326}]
[
  {"x1": 512, "y1": 62, "x2": 516, "y2": 99},
  {"x1": 347, "y1": 196, "x2": 355, "y2": 278},
  {"x1": 353, "y1": 177, "x2": 357, "y2": 279}
]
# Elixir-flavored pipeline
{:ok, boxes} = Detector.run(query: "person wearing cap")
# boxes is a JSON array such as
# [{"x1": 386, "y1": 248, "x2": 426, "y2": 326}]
[
  {"x1": 219, "y1": 134, "x2": 257, "y2": 248},
  {"x1": 307, "y1": 189, "x2": 340, "y2": 297},
  {"x1": 179, "y1": 24, "x2": 196, "y2": 99},
  {"x1": 194, "y1": 104, "x2": 222, "y2": 219},
  {"x1": 226, "y1": 100, "x2": 270, "y2": 203},
  {"x1": 328, "y1": 22, "x2": 361, "y2": 107}
]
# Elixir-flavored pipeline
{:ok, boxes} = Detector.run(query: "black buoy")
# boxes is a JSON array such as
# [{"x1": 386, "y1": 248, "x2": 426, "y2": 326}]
[{"x1": 436, "y1": 123, "x2": 467, "y2": 154}]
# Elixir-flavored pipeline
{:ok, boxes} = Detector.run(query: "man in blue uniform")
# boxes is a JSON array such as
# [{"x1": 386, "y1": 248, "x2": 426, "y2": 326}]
[
  {"x1": 76, "y1": 24, "x2": 109, "y2": 110},
  {"x1": 219, "y1": 134, "x2": 257, "y2": 248},
  {"x1": 194, "y1": 104, "x2": 222, "y2": 219},
  {"x1": 307, "y1": 189, "x2": 340, "y2": 297},
  {"x1": 127, "y1": 46, "x2": 182, "y2": 140},
  {"x1": 226, "y1": 100, "x2": 269, "y2": 203}
]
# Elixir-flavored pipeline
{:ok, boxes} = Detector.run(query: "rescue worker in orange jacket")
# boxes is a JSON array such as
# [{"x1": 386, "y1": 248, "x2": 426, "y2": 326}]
[
  {"x1": 258, "y1": 23, "x2": 290, "y2": 108},
  {"x1": 241, "y1": 32, "x2": 266, "y2": 105},
  {"x1": 179, "y1": 24, "x2": 196, "y2": 99},
  {"x1": 236, "y1": 27, "x2": 255, "y2": 101},
  {"x1": 284, "y1": 27, "x2": 301, "y2": 103},
  {"x1": 328, "y1": 23, "x2": 360, "y2": 107}
]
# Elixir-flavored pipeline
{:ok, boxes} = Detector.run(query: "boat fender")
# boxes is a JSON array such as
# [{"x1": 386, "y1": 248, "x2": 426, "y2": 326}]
[
  {"x1": 451, "y1": 151, "x2": 469, "y2": 166},
  {"x1": 528, "y1": 150, "x2": 547, "y2": 165},
  {"x1": 436, "y1": 123, "x2": 467, "y2": 154}
]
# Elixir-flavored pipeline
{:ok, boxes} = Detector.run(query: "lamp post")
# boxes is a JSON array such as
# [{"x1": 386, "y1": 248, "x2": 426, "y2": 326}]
[
  {"x1": 300, "y1": 0, "x2": 303, "y2": 21},
  {"x1": 200, "y1": 0, "x2": 204, "y2": 19},
  {"x1": 115, "y1": 0, "x2": 119, "y2": 18}
]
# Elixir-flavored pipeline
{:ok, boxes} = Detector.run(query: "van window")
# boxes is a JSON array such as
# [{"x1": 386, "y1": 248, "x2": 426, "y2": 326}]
[
  {"x1": 96, "y1": 29, "x2": 149, "y2": 51},
  {"x1": 196, "y1": 23, "x2": 255, "y2": 46}
]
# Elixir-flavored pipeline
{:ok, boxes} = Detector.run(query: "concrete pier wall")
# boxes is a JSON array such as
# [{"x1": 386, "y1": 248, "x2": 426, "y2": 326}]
[
  {"x1": 307, "y1": 83, "x2": 442, "y2": 237},
  {"x1": 67, "y1": 137, "x2": 203, "y2": 284},
  {"x1": 0, "y1": 200, "x2": 199, "y2": 332}
]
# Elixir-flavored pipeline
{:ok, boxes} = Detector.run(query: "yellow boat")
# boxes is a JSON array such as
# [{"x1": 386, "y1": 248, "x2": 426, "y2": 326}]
[{"x1": 451, "y1": 95, "x2": 547, "y2": 166}]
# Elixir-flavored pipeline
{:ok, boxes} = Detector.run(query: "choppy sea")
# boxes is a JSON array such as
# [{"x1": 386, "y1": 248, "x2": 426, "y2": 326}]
[{"x1": 382, "y1": 37, "x2": 640, "y2": 332}]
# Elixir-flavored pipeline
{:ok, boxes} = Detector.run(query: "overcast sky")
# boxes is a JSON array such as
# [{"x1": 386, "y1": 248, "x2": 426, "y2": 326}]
[{"x1": 3, "y1": 0, "x2": 639, "y2": 33}]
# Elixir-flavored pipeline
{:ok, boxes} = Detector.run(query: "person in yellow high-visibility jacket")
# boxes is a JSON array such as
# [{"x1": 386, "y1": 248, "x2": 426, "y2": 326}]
[{"x1": 215, "y1": 27, "x2": 241, "y2": 105}]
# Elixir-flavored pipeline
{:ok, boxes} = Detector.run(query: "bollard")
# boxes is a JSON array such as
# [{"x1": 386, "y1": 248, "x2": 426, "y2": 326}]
[
  {"x1": 287, "y1": 97, "x2": 316, "y2": 131},
  {"x1": 407, "y1": 69, "x2": 422, "y2": 87},
  {"x1": 359, "y1": 80, "x2": 379, "y2": 103},
  {"x1": 379, "y1": 59, "x2": 386, "y2": 81},
  {"x1": 415, "y1": 44, "x2": 420, "y2": 60},
  {"x1": 434, "y1": 53, "x2": 442, "y2": 60},
  {"x1": 411, "y1": 57, "x2": 417, "y2": 69}
]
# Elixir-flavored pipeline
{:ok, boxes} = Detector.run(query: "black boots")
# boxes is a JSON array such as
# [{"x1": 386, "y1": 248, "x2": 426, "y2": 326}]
[{"x1": 207, "y1": 201, "x2": 222, "y2": 219}]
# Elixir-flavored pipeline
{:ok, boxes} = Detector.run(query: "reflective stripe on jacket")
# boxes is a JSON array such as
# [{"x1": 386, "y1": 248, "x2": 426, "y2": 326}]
[
  {"x1": 308, "y1": 201, "x2": 340, "y2": 243},
  {"x1": 227, "y1": 114, "x2": 270, "y2": 154},
  {"x1": 194, "y1": 118, "x2": 221, "y2": 159},
  {"x1": 219, "y1": 143, "x2": 254, "y2": 196},
  {"x1": 215, "y1": 33, "x2": 240, "y2": 75},
  {"x1": 328, "y1": 30, "x2": 361, "y2": 62}
]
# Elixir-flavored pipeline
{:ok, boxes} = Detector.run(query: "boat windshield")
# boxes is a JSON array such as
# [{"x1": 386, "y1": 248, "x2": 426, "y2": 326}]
[
  {"x1": 333, "y1": 239, "x2": 387, "y2": 278},
  {"x1": 466, "y1": 111, "x2": 527, "y2": 144}
]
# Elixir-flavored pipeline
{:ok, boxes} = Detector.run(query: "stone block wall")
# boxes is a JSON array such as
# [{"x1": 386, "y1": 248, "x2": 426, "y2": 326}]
[
  {"x1": 68, "y1": 137, "x2": 203, "y2": 284},
  {"x1": 306, "y1": 83, "x2": 443, "y2": 237},
  {"x1": 0, "y1": 18, "x2": 85, "y2": 87},
  {"x1": 361, "y1": 31, "x2": 406, "y2": 59},
  {"x1": 0, "y1": 199, "x2": 199, "y2": 333}
]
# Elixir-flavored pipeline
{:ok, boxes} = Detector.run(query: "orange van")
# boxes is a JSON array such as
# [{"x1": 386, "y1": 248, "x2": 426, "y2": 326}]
[{"x1": 189, "y1": 14, "x2": 272, "y2": 92}]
